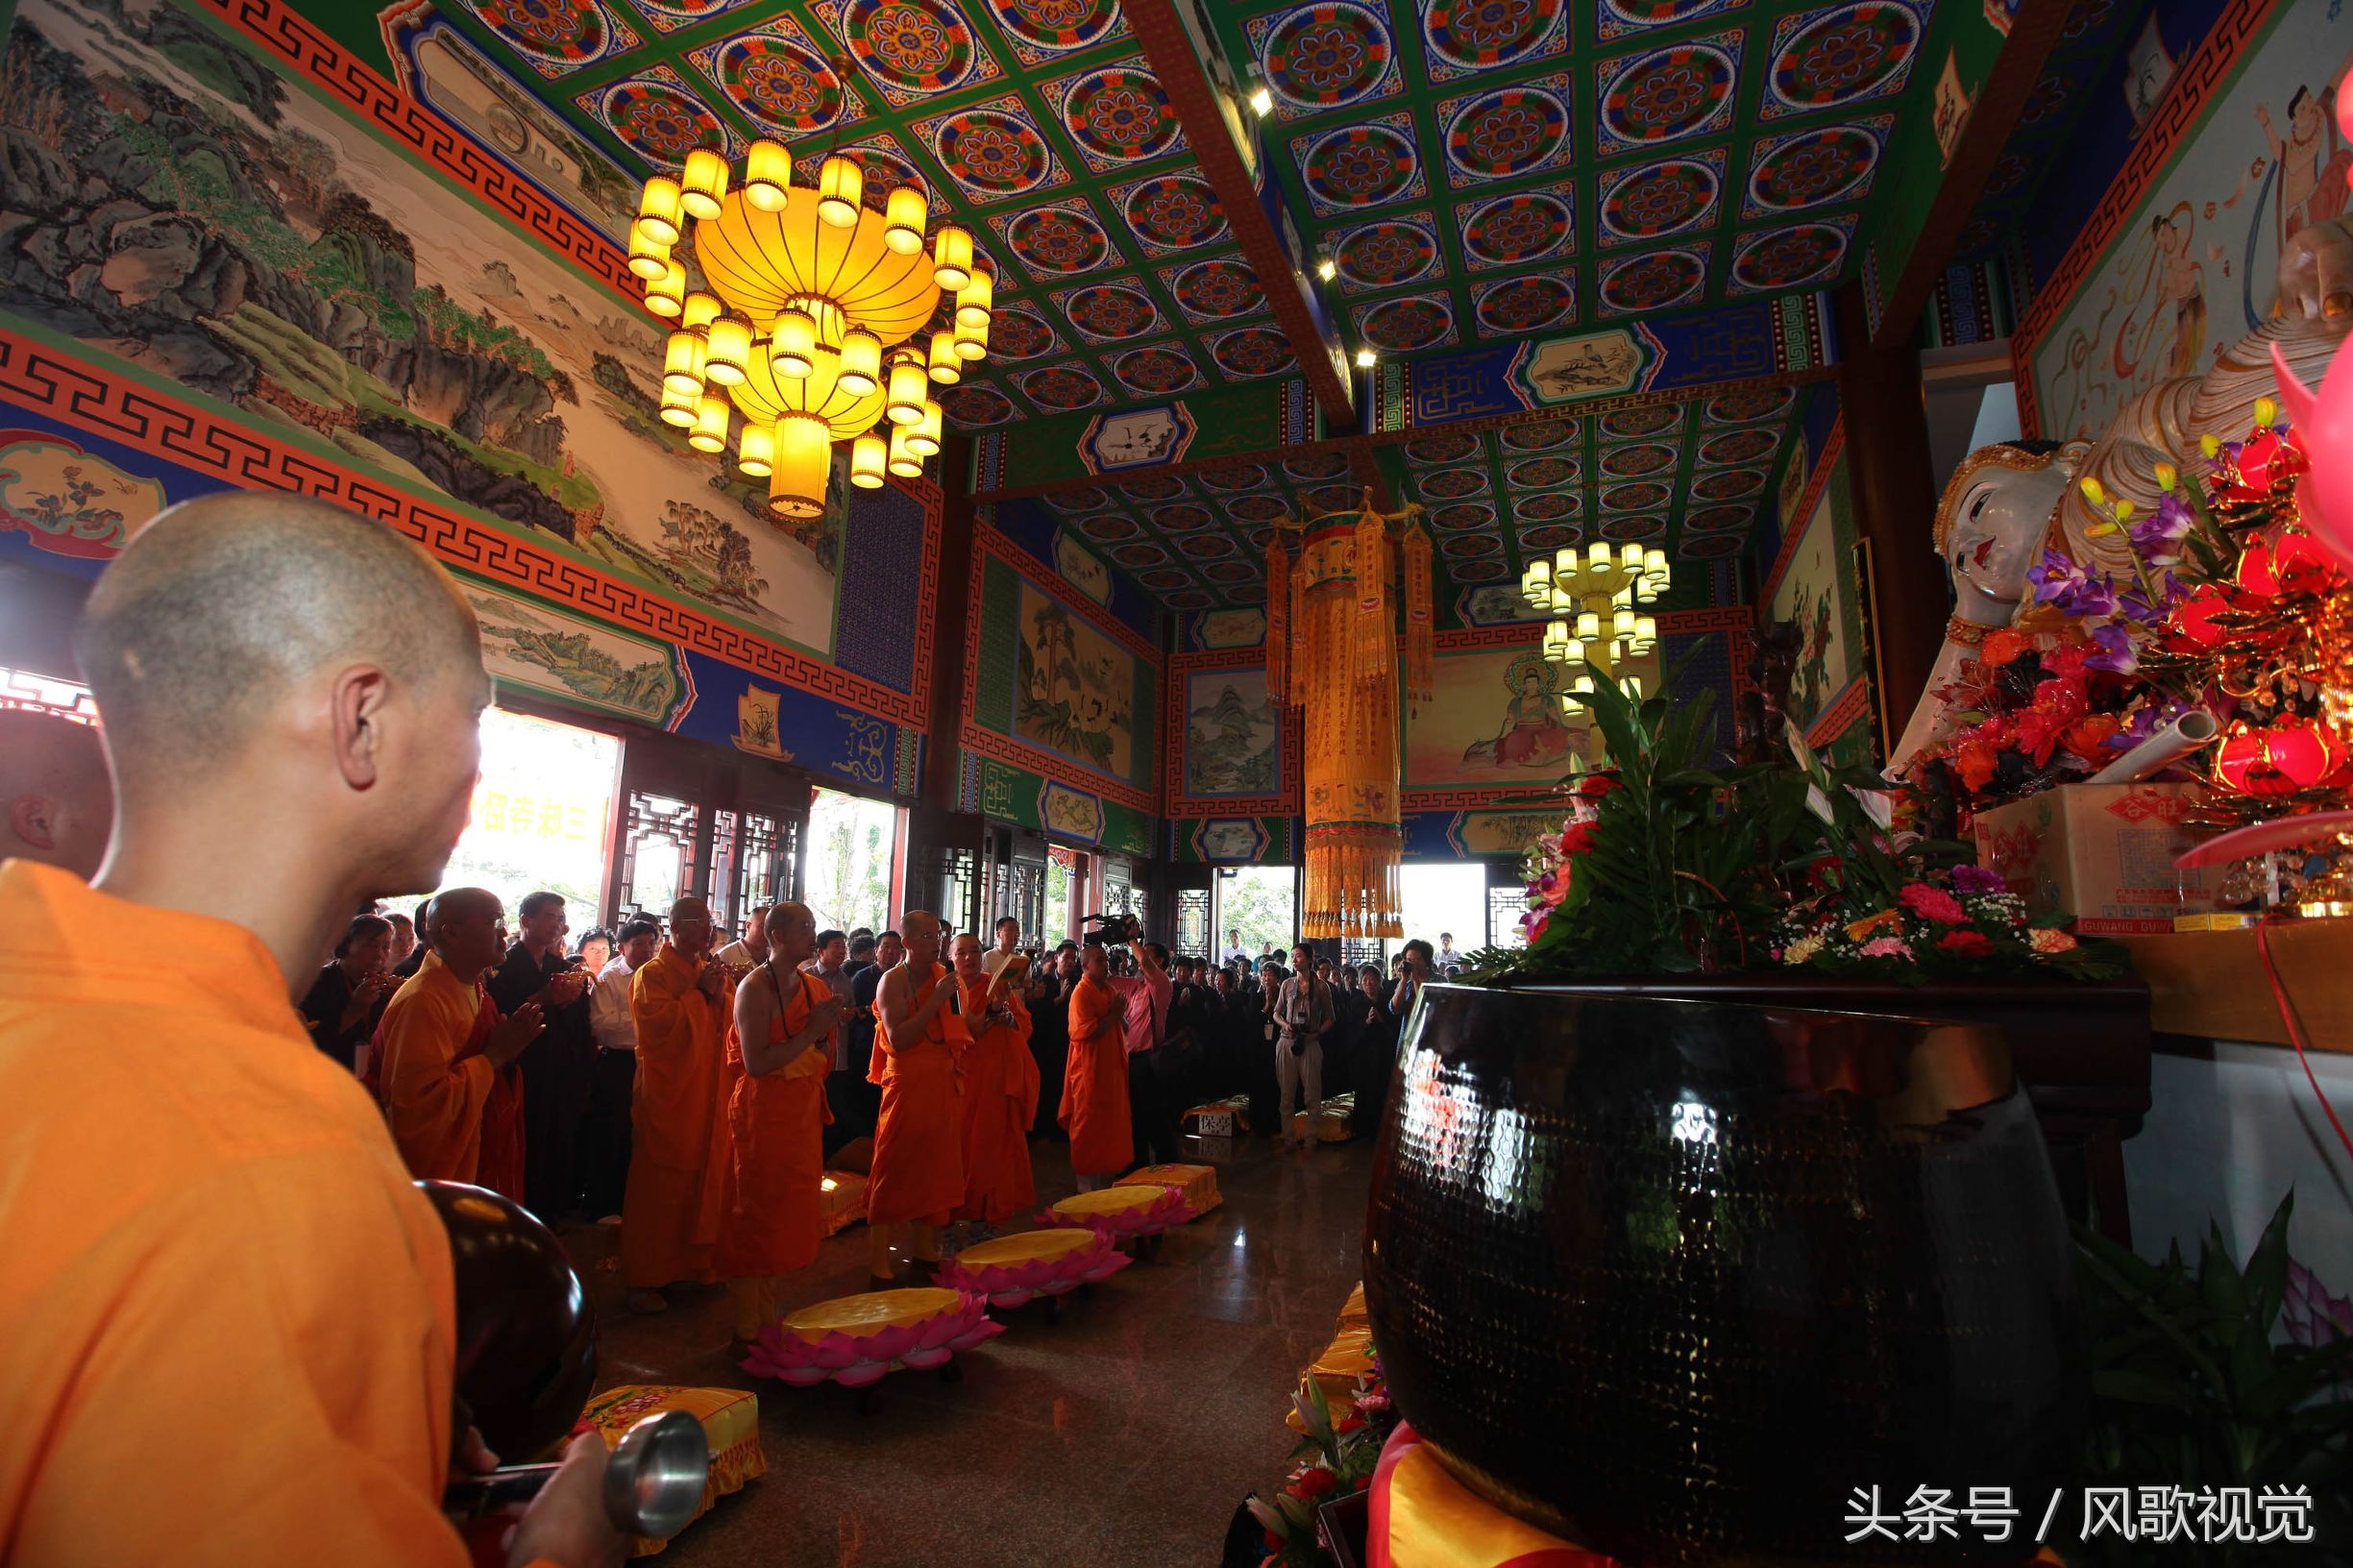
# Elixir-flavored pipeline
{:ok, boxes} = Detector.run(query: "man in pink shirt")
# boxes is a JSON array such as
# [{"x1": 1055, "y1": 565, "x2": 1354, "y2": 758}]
[{"x1": 1107, "y1": 936, "x2": 1177, "y2": 1168}]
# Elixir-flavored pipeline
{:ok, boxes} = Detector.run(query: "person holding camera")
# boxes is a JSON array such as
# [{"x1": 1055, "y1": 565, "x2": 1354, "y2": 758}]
[{"x1": 1274, "y1": 943, "x2": 1335, "y2": 1151}]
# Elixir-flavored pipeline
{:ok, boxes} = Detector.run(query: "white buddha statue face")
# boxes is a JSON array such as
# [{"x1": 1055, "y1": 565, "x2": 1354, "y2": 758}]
[{"x1": 1935, "y1": 444, "x2": 2082, "y2": 624}]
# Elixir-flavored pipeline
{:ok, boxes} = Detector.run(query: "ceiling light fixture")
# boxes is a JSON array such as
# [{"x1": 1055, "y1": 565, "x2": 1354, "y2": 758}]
[
  {"x1": 630, "y1": 62, "x2": 987, "y2": 525},
  {"x1": 1354, "y1": 348, "x2": 1376, "y2": 368},
  {"x1": 1248, "y1": 84, "x2": 1273, "y2": 116},
  {"x1": 1315, "y1": 257, "x2": 1336, "y2": 282}
]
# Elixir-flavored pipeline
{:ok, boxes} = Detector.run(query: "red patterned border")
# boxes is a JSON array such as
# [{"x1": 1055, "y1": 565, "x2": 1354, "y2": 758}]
[
  {"x1": 961, "y1": 528, "x2": 1160, "y2": 815},
  {"x1": 198, "y1": 0, "x2": 638, "y2": 302},
  {"x1": 1758, "y1": 416, "x2": 1847, "y2": 606},
  {"x1": 2012, "y1": 0, "x2": 2279, "y2": 438},
  {"x1": 1805, "y1": 677, "x2": 1872, "y2": 747},
  {"x1": 0, "y1": 331, "x2": 935, "y2": 726}
]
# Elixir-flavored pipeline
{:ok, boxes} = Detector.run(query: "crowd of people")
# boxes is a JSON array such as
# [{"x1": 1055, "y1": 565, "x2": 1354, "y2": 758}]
[{"x1": 0, "y1": 491, "x2": 1476, "y2": 1566}]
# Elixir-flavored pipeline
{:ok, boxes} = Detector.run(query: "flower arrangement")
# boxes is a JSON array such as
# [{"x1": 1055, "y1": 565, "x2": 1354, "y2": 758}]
[
  {"x1": 1912, "y1": 399, "x2": 2353, "y2": 830},
  {"x1": 1485, "y1": 660, "x2": 2125, "y2": 985},
  {"x1": 1241, "y1": 1367, "x2": 1398, "y2": 1568}
]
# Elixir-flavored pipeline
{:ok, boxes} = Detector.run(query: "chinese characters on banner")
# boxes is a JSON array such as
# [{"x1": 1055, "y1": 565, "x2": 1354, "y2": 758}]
[{"x1": 1844, "y1": 1484, "x2": 2314, "y2": 1548}]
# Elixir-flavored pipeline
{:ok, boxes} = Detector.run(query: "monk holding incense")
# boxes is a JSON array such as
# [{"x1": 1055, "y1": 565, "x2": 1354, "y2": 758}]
[
  {"x1": 1062, "y1": 941, "x2": 1132, "y2": 1191},
  {"x1": 716, "y1": 900, "x2": 841, "y2": 1346},
  {"x1": 378, "y1": 887, "x2": 540, "y2": 1197},
  {"x1": 0, "y1": 492, "x2": 616, "y2": 1565},
  {"x1": 624, "y1": 896, "x2": 734, "y2": 1314},
  {"x1": 951, "y1": 932, "x2": 1038, "y2": 1229},
  {"x1": 867, "y1": 910, "x2": 968, "y2": 1284}
]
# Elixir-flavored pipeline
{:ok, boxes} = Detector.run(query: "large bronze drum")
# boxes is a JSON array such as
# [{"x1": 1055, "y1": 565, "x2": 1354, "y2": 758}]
[{"x1": 1364, "y1": 984, "x2": 2082, "y2": 1566}]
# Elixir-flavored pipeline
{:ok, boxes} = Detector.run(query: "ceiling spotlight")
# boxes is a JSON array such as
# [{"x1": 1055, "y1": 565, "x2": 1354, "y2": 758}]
[
  {"x1": 1248, "y1": 85, "x2": 1273, "y2": 116},
  {"x1": 1316, "y1": 257, "x2": 1336, "y2": 282},
  {"x1": 1354, "y1": 348, "x2": 1376, "y2": 368}
]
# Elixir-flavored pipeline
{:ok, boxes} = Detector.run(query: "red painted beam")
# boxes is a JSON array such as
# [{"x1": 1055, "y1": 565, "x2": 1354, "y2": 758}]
[{"x1": 1126, "y1": 0, "x2": 1358, "y2": 427}]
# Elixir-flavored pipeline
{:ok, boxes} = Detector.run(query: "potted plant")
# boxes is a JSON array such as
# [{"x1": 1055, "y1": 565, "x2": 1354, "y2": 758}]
[{"x1": 1363, "y1": 668, "x2": 2124, "y2": 1565}]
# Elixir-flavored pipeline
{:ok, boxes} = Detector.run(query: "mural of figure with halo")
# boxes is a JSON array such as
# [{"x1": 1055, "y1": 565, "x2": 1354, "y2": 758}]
[{"x1": 1461, "y1": 653, "x2": 1582, "y2": 772}]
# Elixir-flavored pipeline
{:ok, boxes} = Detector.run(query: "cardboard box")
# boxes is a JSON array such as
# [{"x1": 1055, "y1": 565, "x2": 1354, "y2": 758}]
[{"x1": 1973, "y1": 784, "x2": 2218, "y2": 935}]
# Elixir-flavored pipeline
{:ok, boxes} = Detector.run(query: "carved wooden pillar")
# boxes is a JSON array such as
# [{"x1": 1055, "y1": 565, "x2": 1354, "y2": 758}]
[{"x1": 923, "y1": 434, "x2": 977, "y2": 811}]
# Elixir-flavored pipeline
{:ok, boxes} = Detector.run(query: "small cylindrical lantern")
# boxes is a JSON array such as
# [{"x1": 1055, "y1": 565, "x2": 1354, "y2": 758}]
[
  {"x1": 817, "y1": 155, "x2": 863, "y2": 229},
  {"x1": 768, "y1": 415, "x2": 830, "y2": 519},
  {"x1": 932, "y1": 225, "x2": 973, "y2": 291},
  {"x1": 1542, "y1": 620, "x2": 1569, "y2": 659},
  {"x1": 737, "y1": 421, "x2": 776, "y2": 478},
  {"x1": 1588, "y1": 540, "x2": 1609, "y2": 570},
  {"x1": 885, "y1": 354, "x2": 928, "y2": 425},
  {"x1": 1613, "y1": 607, "x2": 1635, "y2": 638},
  {"x1": 772, "y1": 307, "x2": 817, "y2": 380},
  {"x1": 1621, "y1": 541, "x2": 1644, "y2": 570},
  {"x1": 636, "y1": 176, "x2": 683, "y2": 246},
  {"x1": 627, "y1": 226, "x2": 670, "y2": 282},
  {"x1": 644, "y1": 258, "x2": 686, "y2": 317},
  {"x1": 927, "y1": 329, "x2": 963, "y2": 384},
  {"x1": 1576, "y1": 610, "x2": 1600, "y2": 642},
  {"x1": 954, "y1": 269, "x2": 993, "y2": 330},
  {"x1": 1635, "y1": 615, "x2": 1656, "y2": 649},
  {"x1": 906, "y1": 398, "x2": 943, "y2": 457},
  {"x1": 658, "y1": 381, "x2": 699, "y2": 428},
  {"x1": 680, "y1": 148, "x2": 728, "y2": 220},
  {"x1": 839, "y1": 330, "x2": 883, "y2": 396},
  {"x1": 887, "y1": 421, "x2": 922, "y2": 478},
  {"x1": 703, "y1": 316, "x2": 752, "y2": 386},
  {"x1": 953, "y1": 313, "x2": 989, "y2": 360},
  {"x1": 851, "y1": 432, "x2": 889, "y2": 489},
  {"x1": 884, "y1": 185, "x2": 926, "y2": 256},
  {"x1": 662, "y1": 330, "x2": 706, "y2": 398},
  {"x1": 689, "y1": 393, "x2": 731, "y2": 453},
  {"x1": 745, "y1": 140, "x2": 791, "y2": 211},
  {"x1": 681, "y1": 291, "x2": 723, "y2": 332}
]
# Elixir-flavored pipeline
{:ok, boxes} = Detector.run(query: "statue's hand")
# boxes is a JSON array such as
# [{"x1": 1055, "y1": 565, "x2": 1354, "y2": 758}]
[{"x1": 2276, "y1": 219, "x2": 2353, "y2": 328}]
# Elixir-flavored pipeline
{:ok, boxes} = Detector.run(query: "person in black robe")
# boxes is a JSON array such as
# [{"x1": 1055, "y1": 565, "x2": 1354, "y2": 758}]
[
  {"x1": 485, "y1": 890, "x2": 594, "y2": 1221},
  {"x1": 299, "y1": 913, "x2": 395, "y2": 1072}
]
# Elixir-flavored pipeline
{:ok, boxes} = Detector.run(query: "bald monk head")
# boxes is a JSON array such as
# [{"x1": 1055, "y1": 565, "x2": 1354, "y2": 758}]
[
  {"x1": 949, "y1": 931, "x2": 983, "y2": 984},
  {"x1": 72, "y1": 492, "x2": 489, "y2": 989},
  {"x1": 424, "y1": 886, "x2": 508, "y2": 985},
  {"x1": 899, "y1": 909, "x2": 940, "y2": 969},
  {"x1": 0, "y1": 709, "x2": 112, "y2": 877},
  {"x1": 761, "y1": 900, "x2": 816, "y2": 968},
  {"x1": 668, "y1": 896, "x2": 715, "y2": 960}
]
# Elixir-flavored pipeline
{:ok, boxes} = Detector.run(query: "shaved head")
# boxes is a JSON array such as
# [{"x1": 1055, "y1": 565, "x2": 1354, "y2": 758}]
[
  {"x1": 0, "y1": 710, "x2": 112, "y2": 877},
  {"x1": 77, "y1": 492, "x2": 480, "y2": 781},
  {"x1": 763, "y1": 900, "x2": 816, "y2": 965},
  {"x1": 667, "y1": 895, "x2": 715, "y2": 959}
]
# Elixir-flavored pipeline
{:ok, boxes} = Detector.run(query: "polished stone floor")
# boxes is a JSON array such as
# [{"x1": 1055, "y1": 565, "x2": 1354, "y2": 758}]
[{"x1": 563, "y1": 1132, "x2": 1373, "y2": 1567}]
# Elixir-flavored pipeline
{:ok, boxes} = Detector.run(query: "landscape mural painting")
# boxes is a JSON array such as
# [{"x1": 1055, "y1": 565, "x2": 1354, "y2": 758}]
[
  {"x1": 1768, "y1": 478, "x2": 1853, "y2": 731},
  {"x1": 1014, "y1": 581, "x2": 1135, "y2": 780},
  {"x1": 461, "y1": 576, "x2": 690, "y2": 728},
  {"x1": 0, "y1": 0, "x2": 840, "y2": 652},
  {"x1": 2033, "y1": 4, "x2": 2353, "y2": 438},
  {"x1": 1406, "y1": 645, "x2": 1659, "y2": 788},
  {"x1": 1184, "y1": 669, "x2": 1278, "y2": 796}
]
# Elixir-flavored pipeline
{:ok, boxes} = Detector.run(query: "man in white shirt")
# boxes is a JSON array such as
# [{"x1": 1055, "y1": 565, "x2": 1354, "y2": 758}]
[
  {"x1": 801, "y1": 928, "x2": 856, "y2": 1071},
  {"x1": 582, "y1": 917, "x2": 659, "y2": 1224},
  {"x1": 1219, "y1": 927, "x2": 1249, "y2": 968},
  {"x1": 982, "y1": 915, "x2": 1023, "y2": 979},
  {"x1": 1434, "y1": 933, "x2": 1465, "y2": 974},
  {"x1": 714, "y1": 905, "x2": 770, "y2": 971}
]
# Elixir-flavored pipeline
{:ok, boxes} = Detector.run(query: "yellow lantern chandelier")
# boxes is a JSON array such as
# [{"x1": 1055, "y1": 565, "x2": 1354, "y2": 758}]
[
  {"x1": 1523, "y1": 541, "x2": 1665, "y2": 699},
  {"x1": 631, "y1": 137, "x2": 991, "y2": 521}
]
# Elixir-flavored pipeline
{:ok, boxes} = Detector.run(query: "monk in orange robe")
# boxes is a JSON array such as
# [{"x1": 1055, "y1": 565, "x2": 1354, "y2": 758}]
[
  {"x1": 0, "y1": 491, "x2": 614, "y2": 1564},
  {"x1": 715, "y1": 899, "x2": 842, "y2": 1343},
  {"x1": 950, "y1": 932, "x2": 1038, "y2": 1227},
  {"x1": 868, "y1": 909, "x2": 969, "y2": 1283},
  {"x1": 624, "y1": 894, "x2": 733, "y2": 1313},
  {"x1": 378, "y1": 886, "x2": 544, "y2": 1198},
  {"x1": 1063, "y1": 942, "x2": 1133, "y2": 1189}
]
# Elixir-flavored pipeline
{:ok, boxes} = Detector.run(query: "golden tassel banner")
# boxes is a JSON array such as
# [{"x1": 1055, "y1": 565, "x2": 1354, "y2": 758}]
[
  {"x1": 1352, "y1": 498, "x2": 1392, "y2": 684},
  {"x1": 1404, "y1": 520, "x2": 1434, "y2": 713},
  {"x1": 1264, "y1": 529, "x2": 1289, "y2": 705},
  {"x1": 1293, "y1": 519, "x2": 1404, "y2": 940}
]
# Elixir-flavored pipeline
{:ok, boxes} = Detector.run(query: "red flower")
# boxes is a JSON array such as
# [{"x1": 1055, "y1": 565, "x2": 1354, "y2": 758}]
[
  {"x1": 1336, "y1": 1415, "x2": 1365, "y2": 1433},
  {"x1": 1954, "y1": 740, "x2": 1998, "y2": 794},
  {"x1": 1900, "y1": 883, "x2": 1969, "y2": 924},
  {"x1": 1979, "y1": 628, "x2": 2032, "y2": 668},
  {"x1": 1938, "y1": 930, "x2": 1997, "y2": 958},
  {"x1": 1573, "y1": 772, "x2": 1622, "y2": 801},
  {"x1": 1293, "y1": 1467, "x2": 1339, "y2": 1500},
  {"x1": 1557, "y1": 821, "x2": 1599, "y2": 856}
]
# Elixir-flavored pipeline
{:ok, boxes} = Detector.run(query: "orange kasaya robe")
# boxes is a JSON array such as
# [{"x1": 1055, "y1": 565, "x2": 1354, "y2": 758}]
[
  {"x1": 377, "y1": 950, "x2": 525, "y2": 1199},
  {"x1": 715, "y1": 964, "x2": 832, "y2": 1279},
  {"x1": 624, "y1": 943, "x2": 733, "y2": 1289},
  {"x1": 1062, "y1": 973, "x2": 1133, "y2": 1178},
  {"x1": 0, "y1": 860, "x2": 468, "y2": 1565},
  {"x1": 867, "y1": 961, "x2": 969, "y2": 1228},
  {"x1": 955, "y1": 971, "x2": 1040, "y2": 1224}
]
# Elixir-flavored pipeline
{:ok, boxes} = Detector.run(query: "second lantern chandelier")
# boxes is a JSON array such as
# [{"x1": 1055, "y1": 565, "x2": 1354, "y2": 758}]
[{"x1": 630, "y1": 132, "x2": 992, "y2": 522}]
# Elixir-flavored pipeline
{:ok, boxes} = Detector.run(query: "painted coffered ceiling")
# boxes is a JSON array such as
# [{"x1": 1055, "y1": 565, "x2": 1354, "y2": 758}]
[{"x1": 362, "y1": 0, "x2": 1973, "y2": 611}]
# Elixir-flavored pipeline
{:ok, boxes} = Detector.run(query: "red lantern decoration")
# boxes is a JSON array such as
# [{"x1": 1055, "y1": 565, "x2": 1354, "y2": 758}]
[
  {"x1": 2214, "y1": 721, "x2": 2347, "y2": 796},
  {"x1": 2236, "y1": 537, "x2": 2279, "y2": 598},
  {"x1": 2169, "y1": 581, "x2": 2234, "y2": 650},
  {"x1": 2269, "y1": 526, "x2": 2342, "y2": 597}
]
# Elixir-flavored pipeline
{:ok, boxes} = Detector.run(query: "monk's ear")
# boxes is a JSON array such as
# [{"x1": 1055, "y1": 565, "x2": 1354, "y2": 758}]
[
  {"x1": 330, "y1": 665, "x2": 393, "y2": 792},
  {"x1": 9, "y1": 792, "x2": 57, "y2": 851}
]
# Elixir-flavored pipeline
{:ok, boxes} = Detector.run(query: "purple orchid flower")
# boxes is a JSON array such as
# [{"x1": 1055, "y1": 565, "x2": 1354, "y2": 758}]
[
  {"x1": 2086, "y1": 622, "x2": 2139, "y2": 674},
  {"x1": 2028, "y1": 549, "x2": 2087, "y2": 608},
  {"x1": 2116, "y1": 576, "x2": 2186, "y2": 626},
  {"x1": 2128, "y1": 494, "x2": 2194, "y2": 565}
]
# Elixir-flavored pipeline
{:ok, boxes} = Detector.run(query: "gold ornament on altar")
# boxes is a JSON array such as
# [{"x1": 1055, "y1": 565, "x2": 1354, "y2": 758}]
[
  {"x1": 1521, "y1": 541, "x2": 1666, "y2": 698},
  {"x1": 1264, "y1": 492, "x2": 1435, "y2": 940},
  {"x1": 631, "y1": 115, "x2": 986, "y2": 523}
]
